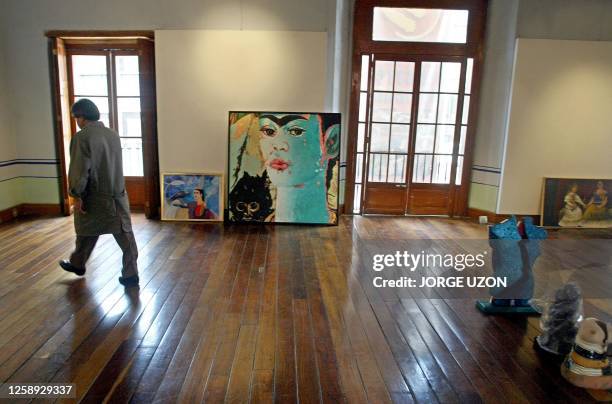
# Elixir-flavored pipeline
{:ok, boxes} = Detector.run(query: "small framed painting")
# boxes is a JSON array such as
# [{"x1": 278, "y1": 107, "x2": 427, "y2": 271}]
[
  {"x1": 541, "y1": 177, "x2": 611, "y2": 228},
  {"x1": 161, "y1": 173, "x2": 223, "y2": 222}
]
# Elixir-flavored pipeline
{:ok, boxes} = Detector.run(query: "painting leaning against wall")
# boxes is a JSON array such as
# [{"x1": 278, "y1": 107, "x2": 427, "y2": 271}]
[
  {"x1": 541, "y1": 178, "x2": 611, "y2": 228},
  {"x1": 161, "y1": 173, "x2": 223, "y2": 222},
  {"x1": 227, "y1": 112, "x2": 341, "y2": 224}
]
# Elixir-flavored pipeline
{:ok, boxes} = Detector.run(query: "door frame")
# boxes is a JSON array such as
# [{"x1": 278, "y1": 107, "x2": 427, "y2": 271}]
[
  {"x1": 361, "y1": 53, "x2": 469, "y2": 215},
  {"x1": 345, "y1": 0, "x2": 488, "y2": 216},
  {"x1": 47, "y1": 31, "x2": 161, "y2": 218}
]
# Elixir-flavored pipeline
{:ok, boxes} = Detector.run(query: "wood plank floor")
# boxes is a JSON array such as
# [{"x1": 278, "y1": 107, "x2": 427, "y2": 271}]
[{"x1": 0, "y1": 214, "x2": 609, "y2": 403}]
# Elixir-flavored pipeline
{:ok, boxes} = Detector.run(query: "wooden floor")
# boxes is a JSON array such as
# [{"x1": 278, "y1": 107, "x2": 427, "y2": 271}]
[{"x1": 0, "y1": 214, "x2": 610, "y2": 403}]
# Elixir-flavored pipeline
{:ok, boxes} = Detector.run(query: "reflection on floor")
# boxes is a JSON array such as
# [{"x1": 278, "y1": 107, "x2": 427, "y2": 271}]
[{"x1": 0, "y1": 214, "x2": 609, "y2": 403}]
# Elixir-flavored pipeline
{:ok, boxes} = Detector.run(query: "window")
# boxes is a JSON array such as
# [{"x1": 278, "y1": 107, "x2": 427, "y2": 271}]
[
  {"x1": 372, "y1": 7, "x2": 469, "y2": 43},
  {"x1": 412, "y1": 61, "x2": 462, "y2": 184},
  {"x1": 69, "y1": 51, "x2": 144, "y2": 176}
]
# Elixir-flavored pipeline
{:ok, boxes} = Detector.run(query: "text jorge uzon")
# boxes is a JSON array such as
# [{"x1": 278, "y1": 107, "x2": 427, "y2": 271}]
[
  {"x1": 370, "y1": 251, "x2": 506, "y2": 288},
  {"x1": 373, "y1": 275, "x2": 508, "y2": 288}
]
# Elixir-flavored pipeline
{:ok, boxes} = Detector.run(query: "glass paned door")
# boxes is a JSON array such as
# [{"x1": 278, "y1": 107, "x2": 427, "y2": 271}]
[
  {"x1": 68, "y1": 49, "x2": 146, "y2": 209},
  {"x1": 114, "y1": 54, "x2": 143, "y2": 176},
  {"x1": 360, "y1": 54, "x2": 472, "y2": 215},
  {"x1": 69, "y1": 52, "x2": 144, "y2": 177}
]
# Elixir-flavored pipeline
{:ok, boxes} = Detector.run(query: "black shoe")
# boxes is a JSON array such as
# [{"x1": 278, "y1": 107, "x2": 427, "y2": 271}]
[
  {"x1": 59, "y1": 260, "x2": 85, "y2": 276},
  {"x1": 119, "y1": 275, "x2": 139, "y2": 288}
]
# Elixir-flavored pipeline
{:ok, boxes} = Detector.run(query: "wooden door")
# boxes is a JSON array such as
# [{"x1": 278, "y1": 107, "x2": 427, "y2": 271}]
[
  {"x1": 48, "y1": 33, "x2": 159, "y2": 217},
  {"x1": 362, "y1": 56, "x2": 413, "y2": 214},
  {"x1": 50, "y1": 38, "x2": 73, "y2": 215},
  {"x1": 345, "y1": 0, "x2": 488, "y2": 216},
  {"x1": 362, "y1": 55, "x2": 471, "y2": 216},
  {"x1": 137, "y1": 38, "x2": 161, "y2": 218}
]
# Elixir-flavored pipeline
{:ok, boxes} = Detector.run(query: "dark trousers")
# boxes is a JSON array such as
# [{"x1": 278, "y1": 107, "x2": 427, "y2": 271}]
[{"x1": 70, "y1": 231, "x2": 139, "y2": 278}]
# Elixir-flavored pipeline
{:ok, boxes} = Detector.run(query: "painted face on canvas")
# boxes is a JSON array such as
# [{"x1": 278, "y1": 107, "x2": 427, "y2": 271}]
[{"x1": 258, "y1": 114, "x2": 325, "y2": 187}]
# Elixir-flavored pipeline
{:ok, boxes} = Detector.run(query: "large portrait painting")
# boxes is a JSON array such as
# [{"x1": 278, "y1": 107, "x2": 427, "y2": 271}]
[
  {"x1": 541, "y1": 178, "x2": 611, "y2": 228},
  {"x1": 161, "y1": 173, "x2": 223, "y2": 222},
  {"x1": 228, "y1": 112, "x2": 340, "y2": 224}
]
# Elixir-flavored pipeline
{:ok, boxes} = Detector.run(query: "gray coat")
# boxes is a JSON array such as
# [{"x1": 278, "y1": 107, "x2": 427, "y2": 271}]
[{"x1": 68, "y1": 121, "x2": 132, "y2": 236}]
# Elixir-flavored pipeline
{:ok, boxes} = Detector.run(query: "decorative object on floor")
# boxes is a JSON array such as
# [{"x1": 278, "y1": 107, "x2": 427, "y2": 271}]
[
  {"x1": 534, "y1": 283, "x2": 583, "y2": 361},
  {"x1": 488, "y1": 215, "x2": 522, "y2": 240},
  {"x1": 561, "y1": 317, "x2": 612, "y2": 391},
  {"x1": 228, "y1": 112, "x2": 340, "y2": 224},
  {"x1": 476, "y1": 216, "x2": 547, "y2": 314},
  {"x1": 541, "y1": 178, "x2": 612, "y2": 228},
  {"x1": 161, "y1": 173, "x2": 223, "y2": 222}
]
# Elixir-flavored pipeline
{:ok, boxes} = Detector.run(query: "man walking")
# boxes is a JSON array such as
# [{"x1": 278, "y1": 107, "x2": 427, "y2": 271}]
[{"x1": 59, "y1": 99, "x2": 139, "y2": 288}]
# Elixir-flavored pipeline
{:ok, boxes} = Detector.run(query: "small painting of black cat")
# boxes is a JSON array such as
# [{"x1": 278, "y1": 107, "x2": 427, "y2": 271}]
[{"x1": 228, "y1": 172, "x2": 274, "y2": 222}]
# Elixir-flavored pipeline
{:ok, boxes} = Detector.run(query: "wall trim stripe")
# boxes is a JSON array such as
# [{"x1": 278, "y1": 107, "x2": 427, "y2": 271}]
[
  {"x1": 472, "y1": 165, "x2": 501, "y2": 174},
  {"x1": 0, "y1": 159, "x2": 59, "y2": 168},
  {"x1": 0, "y1": 176, "x2": 60, "y2": 183},
  {"x1": 470, "y1": 181, "x2": 499, "y2": 187}
]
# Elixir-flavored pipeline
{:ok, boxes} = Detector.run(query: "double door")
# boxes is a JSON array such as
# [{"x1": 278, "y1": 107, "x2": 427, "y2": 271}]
[{"x1": 358, "y1": 54, "x2": 472, "y2": 215}]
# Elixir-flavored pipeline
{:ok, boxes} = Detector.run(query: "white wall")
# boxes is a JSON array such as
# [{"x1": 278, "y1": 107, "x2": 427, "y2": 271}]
[
  {"x1": 517, "y1": 0, "x2": 612, "y2": 40},
  {"x1": 0, "y1": 0, "x2": 338, "y2": 207},
  {"x1": 498, "y1": 39, "x2": 612, "y2": 214},
  {"x1": 0, "y1": 19, "x2": 22, "y2": 211},
  {"x1": 472, "y1": 0, "x2": 519, "y2": 172},
  {"x1": 468, "y1": 0, "x2": 519, "y2": 212},
  {"x1": 0, "y1": 39, "x2": 16, "y2": 164},
  {"x1": 469, "y1": 0, "x2": 612, "y2": 213},
  {"x1": 155, "y1": 30, "x2": 328, "y2": 175}
]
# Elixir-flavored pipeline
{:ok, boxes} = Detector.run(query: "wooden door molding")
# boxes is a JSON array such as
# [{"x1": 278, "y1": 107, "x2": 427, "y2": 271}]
[
  {"x1": 49, "y1": 37, "x2": 72, "y2": 216},
  {"x1": 48, "y1": 33, "x2": 160, "y2": 219},
  {"x1": 345, "y1": 0, "x2": 488, "y2": 215},
  {"x1": 138, "y1": 38, "x2": 161, "y2": 219}
]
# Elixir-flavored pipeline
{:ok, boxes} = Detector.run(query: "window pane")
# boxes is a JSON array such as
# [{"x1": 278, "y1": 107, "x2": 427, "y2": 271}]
[
  {"x1": 415, "y1": 124, "x2": 435, "y2": 153},
  {"x1": 75, "y1": 96, "x2": 109, "y2": 127},
  {"x1": 359, "y1": 92, "x2": 367, "y2": 121},
  {"x1": 370, "y1": 123, "x2": 390, "y2": 152},
  {"x1": 455, "y1": 155, "x2": 464, "y2": 185},
  {"x1": 412, "y1": 154, "x2": 432, "y2": 183},
  {"x1": 417, "y1": 93, "x2": 438, "y2": 123},
  {"x1": 369, "y1": 153, "x2": 388, "y2": 182},
  {"x1": 388, "y1": 154, "x2": 407, "y2": 183},
  {"x1": 115, "y1": 55, "x2": 140, "y2": 96},
  {"x1": 372, "y1": 92, "x2": 392, "y2": 122},
  {"x1": 465, "y1": 58, "x2": 474, "y2": 94},
  {"x1": 462, "y1": 95, "x2": 470, "y2": 125},
  {"x1": 435, "y1": 125, "x2": 455, "y2": 154},
  {"x1": 357, "y1": 123, "x2": 365, "y2": 153},
  {"x1": 72, "y1": 55, "x2": 107, "y2": 96},
  {"x1": 392, "y1": 93, "x2": 412, "y2": 123},
  {"x1": 117, "y1": 97, "x2": 142, "y2": 138},
  {"x1": 121, "y1": 138, "x2": 144, "y2": 176},
  {"x1": 459, "y1": 125, "x2": 467, "y2": 155},
  {"x1": 394, "y1": 62, "x2": 415, "y2": 92},
  {"x1": 353, "y1": 184, "x2": 362, "y2": 213},
  {"x1": 432, "y1": 155, "x2": 452, "y2": 184},
  {"x1": 355, "y1": 153, "x2": 364, "y2": 182},
  {"x1": 360, "y1": 55, "x2": 370, "y2": 91},
  {"x1": 390, "y1": 124, "x2": 410, "y2": 153},
  {"x1": 440, "y1": 62, "x2": 461, "y2": 93},
  {"x1": 437, "y1": 94, "x2": 458, "y2": 124},
  {"x1": 374, "y1": 60, "x2": 394, "y2": 91},
  {"x1": 420, "y1": 62, "x2": 440, "y2": 92},
  {"x1": 373, "y1": 7, "x2": 469, "y2": 44}
]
